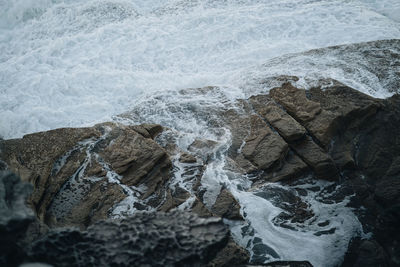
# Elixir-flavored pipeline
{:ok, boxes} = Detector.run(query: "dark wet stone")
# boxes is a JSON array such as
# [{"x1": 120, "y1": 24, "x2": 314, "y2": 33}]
[
  {"x1": 211, "y1": 188, "x2": 243, "y2": 220},
  {"x1": 313, "y1": 228, "x2": 336, "y2": 236},
  {"x1": 28, "y1": 211, "x2": 229, "y2": 267},
  {"x1": 0, "y1": 171, "x2": 35, "y2": 266},
  {"x1": 317, "y1": 220, "x2": 330, "y2": 227},
  {"x1": 207, "y1": 237, "x2": 249, "y2": 267},
  {"x1": 252, "y1": 243, "x2": 279, "y2": 259}
]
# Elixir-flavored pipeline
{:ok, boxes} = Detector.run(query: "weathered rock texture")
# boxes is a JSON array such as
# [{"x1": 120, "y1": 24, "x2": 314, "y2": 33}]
[
  {"x1": 0, "y1": 171, "x2": 35, "y2": 266},
  {"x1": 28, "y1": 211, "x2": 230, "y2": 267},
  {"x1": 0, "y1": 123, "x2": 172, "y2": 229},
  {"x1": 211, "y1": 188, "x2": 243, "y2": 220},
  {"x1": 1, "y1": 71, "x2": 399, "y2": 266},
  {"x1": 207, "y1": 237, "x2": 250, "y2": 267},
  {"x1": 0, "y1": 173, "x2": 248, "y2": 267},
  {"x1": 201, "y1": 80, "x2": 398, "y2": 265},
  {"x1": 247, "y1": 82, "x2": 400, "y2": 266}
]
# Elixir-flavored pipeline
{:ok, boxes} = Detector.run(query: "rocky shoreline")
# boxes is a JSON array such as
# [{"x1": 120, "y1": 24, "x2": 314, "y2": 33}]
[{"x1": 1, "y1": 80, "x2": 399, "y2": 266}]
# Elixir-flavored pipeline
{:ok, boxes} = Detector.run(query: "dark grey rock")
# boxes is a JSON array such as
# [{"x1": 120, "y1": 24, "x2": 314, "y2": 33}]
[
  {"x1": 0, "y1": 171, "x2": 35, "y2": 266},
  {"x1": 28, "y1": 211, "x2": 229, "y2": 267}
]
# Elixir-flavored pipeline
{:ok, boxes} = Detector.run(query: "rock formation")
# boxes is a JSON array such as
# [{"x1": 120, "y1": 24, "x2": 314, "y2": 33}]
[
  {"x1": 0, "y1": 171, "x2": 35, "y2": 266},
  {"x1": 28, "y1": 211, "x2": 230, "y2": 267},
  {"x1": 0, "y1": 122, "x2": 171, "y2": 228},
  {"x1": 247, "y1": 82, "x2": 400, "y2": 266},
  {"x1": 1, "y1": 77, "x2": 399, "y2": 266}
]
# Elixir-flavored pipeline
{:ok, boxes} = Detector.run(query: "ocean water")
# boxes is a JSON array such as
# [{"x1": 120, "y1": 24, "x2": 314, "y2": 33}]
[
  {"x1": 1, "y1": 0, "x2": 400, "y2": 139},
  {"x1": 1, "y1": 0, "x2": 400, "y2": 266}
]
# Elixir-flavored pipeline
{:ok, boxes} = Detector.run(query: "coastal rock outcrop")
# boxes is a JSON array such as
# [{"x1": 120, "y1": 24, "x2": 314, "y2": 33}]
[
  {"x1": 249, "y1": 82, "x2": 400, "y2": 266},
  {"x1": 0, "y1": 172, "x2": 248, "y2": 267},
  {"x1": 1, "y1": 76, "x2": 399, "y2": 266},
  {"x1": 0, "y1": 123, "x2": 172, "y2": 228}
]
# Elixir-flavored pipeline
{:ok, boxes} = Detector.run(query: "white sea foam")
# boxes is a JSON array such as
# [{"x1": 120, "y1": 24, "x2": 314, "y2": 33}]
[
  {"x1": 228, "y1": 180, "x2": 370, "y2": 267},
  {"x1": 1, "y1": 0, "x2": 400, "y2": 138}
]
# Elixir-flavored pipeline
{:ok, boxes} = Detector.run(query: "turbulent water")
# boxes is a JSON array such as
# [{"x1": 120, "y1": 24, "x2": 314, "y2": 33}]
[{"x1": 1, "y1": 0, "x2": 400, "y2": 266}]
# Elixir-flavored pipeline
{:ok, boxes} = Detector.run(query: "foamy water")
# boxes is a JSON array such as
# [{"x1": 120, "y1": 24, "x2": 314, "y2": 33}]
[
  {"x1": 1, "y1": 0, "x2": 400, "y2": 266},
  {"x1": 1, "y1": 0, "x2": 400, "y2": 138}
]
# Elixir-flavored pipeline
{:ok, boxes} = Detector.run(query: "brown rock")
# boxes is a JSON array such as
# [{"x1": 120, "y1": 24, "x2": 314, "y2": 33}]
[
  {"x1": 270, "y1": 83, "x2": 338, "y2": 146},
  {"x1": 211, "y1": 189, "x2": 243, "y2": 220},
  {"x1": 270, "y1": 82, "x2": 381, "y2": 148},
  {"x1": 241, "y1": 115, "x2": 289, "y2": 170},
  {"x1": 179, "y1": 152, "x2": 197, "y2": 164},
  {"x1": 262, "y1": 152, "x2": 309, "y2": 183},
  {"x1": 249, "y1": 95, "x2": 306, "y2": 142},
  {"x1": 207, "y1": 237, "x2": 249, "y2": 267},
  {"x1": 129, "y1": 124, "x2": 163, "y2": 139},
  {"x1": 232, "y1": 154, "x2": 258, "y2": 174},
  {"x1": 0, "y1": 122, "x2": 172, "y2": 228},
  {"x1": 100, "y1": 125, "x2": 171, "y2": 199},
  {"x1": 270, "y1": 83, "x2": 322, "y2": 123},
  {"x1": 0, "y1": 126, "x2": 101, "y2": 220},
  {"x1": 141, "y1": 123, "x2": 164, "y2": 138},
  {"x1": 159, "y1": 186, "x2": 191, "y2": 212},
  {"x1": 191, "y1": 197, "x2": 213, "y2": 218},
  {"x1": 188, "y1": 139, "x2": 219, "y2": 162},
  {"x1": 222, "y1": 108, "x2": 253, "y2": 158},
  {"x1": 291, "y1": 136, "x2": 339, "y2": 180}
]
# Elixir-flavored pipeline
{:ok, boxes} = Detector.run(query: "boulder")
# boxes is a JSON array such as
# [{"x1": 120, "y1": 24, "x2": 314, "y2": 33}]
[
  {"x1": 179, "y1": 152, "x2": 198, "y2": 164},
  {"x1": 248, "y1": 87, "x2": 339, "y2": 180},
  {"x1": 269, "y1": 83, "x2": 322, "y2": 124},
  {"x1": 191, "y1": 197, "x2": 214, "y2": 218},
  {"x1": 28, "y1": 211, "x2": 230, "y2": 267},
  {"x1": 99, "y1": 124, "x2": 171, "y2": 199},
  {"x1": 211, "y1": 189, "x2": 243, "y2": 220}
]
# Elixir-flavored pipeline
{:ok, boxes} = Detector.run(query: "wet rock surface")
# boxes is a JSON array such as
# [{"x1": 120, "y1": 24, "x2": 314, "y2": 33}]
[
  {"x1": 28, "y1": 211, "x2": 230, "y2": 267},
  {"x1": 255, "y1": 83, "x2": 399, "y2": 266},
  {"x1": 207, "y1": 237, "x2": 250, "y2": 267},
  {"x1": 211, "y1": 188, "x2": 243, "y2": 220},
  {"x1": 0, "y1": 171, "x2": 35, "y2": 266},
  {"x1": 0, "y1": 173, "x2": 249, "y2": 267},
  {"x1": 1, "y1": 67, "x2": 400, "y2": 266},
  {"x1": 0, "y1": 122, "x2": 172, "y2": 228},
  {"x1": 249, "y1": 96, "x2": 306, "y2": 142}
]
